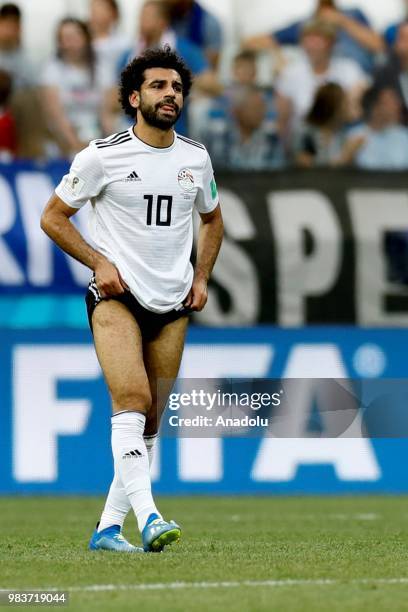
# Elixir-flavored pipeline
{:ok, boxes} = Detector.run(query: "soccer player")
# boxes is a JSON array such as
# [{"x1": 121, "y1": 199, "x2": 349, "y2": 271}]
[{"x1": 40, "y1": 46, "x2": 223, "y2": 553}]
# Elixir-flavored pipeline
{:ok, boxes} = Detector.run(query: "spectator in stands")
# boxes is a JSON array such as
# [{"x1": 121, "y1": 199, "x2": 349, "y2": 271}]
[
  {"x1": 189, "y1": 47, "x2": 281, "y2": 147},
  {"x1": 384, "y1": 0, "x2": 408, "y2": 46},
  {"x1": 294, "y1": 83, "x2": 349, "y2": 167},
  {"x1": 226, "y1": 49, "x2": 271, "y2": 110},
  {"x1": 0, "y1": 3, "x2": 34, "y2": 88},
  {"x1": 189, "y1": 48, "x2": 282, "y2": 142},
  {"x1": 230, "y1": 50, "x2": 257, "y2": 87},
  {"x1": 244, "y1": 0, "x2": 384, "y2": 73},
  {"x1": 199, "y1": 85, "x2": 285, "y2": 170},
  {"x1": 374, "y1": 22, "x2": 408, "y2": 124},
  {"x1": 165, "y1": 0, "x2": 222, "y2": 68},
  {"x1": 105, "y1": 0, "x2": 221, "y2": 136},
  {"x1": 89, "y1": 0, "x2": 129, "y2": 73},
  {"x1": 340, "y1": 86, "x2": 408, "y2": 169},
  {"x1": 41, "y1": 18, "x2": 106, "y2": 156},
  {"x1": 0, "y1": 68, "x2": 16, "y2": 159},
  {"x1": 119, "y1": 0, "x2": 217, "y2": 87},
  {"x1": 276, "y1": 20, "x2": 369, "y2": 132},
  {"x1": 124, "y1": 0, "x2": 178, "y2": 57},
  {"x1": 0, "y1": 3, "x2": 50, "y2": 159}
]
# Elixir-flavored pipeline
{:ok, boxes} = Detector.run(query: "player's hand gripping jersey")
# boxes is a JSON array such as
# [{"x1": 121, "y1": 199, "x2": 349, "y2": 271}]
[{"x1": 56, "y1": 129, "x2": 219, "y2": 312}]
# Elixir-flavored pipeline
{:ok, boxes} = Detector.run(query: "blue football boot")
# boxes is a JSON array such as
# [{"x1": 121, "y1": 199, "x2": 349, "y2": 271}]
[
  {"x1": 89, "y1": 523, "x2": 144, "y2": 553},
  {"x1": 142, "y1": 513, "x2": 181, "y2": 552}
]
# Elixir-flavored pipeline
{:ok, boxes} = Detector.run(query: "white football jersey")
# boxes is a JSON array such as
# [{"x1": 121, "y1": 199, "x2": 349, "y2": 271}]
[{"x1": 55, "y1": 127, "x2": 219, "y2": 313}]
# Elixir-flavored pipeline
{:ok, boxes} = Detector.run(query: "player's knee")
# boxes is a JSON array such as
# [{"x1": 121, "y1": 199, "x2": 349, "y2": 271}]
[{"x1": 113, "y1": 387, "x2": 152, "y2": 413}]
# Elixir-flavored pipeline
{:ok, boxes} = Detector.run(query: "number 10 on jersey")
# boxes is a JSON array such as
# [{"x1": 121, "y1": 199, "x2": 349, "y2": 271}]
[{"x1": 144, "y1": 195, "x2": 173, "y2": 226}]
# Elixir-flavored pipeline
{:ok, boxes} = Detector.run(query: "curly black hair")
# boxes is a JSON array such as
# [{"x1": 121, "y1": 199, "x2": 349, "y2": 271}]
[{"x1": 119, "y1": 45, "x2": 193, "y2": 119}]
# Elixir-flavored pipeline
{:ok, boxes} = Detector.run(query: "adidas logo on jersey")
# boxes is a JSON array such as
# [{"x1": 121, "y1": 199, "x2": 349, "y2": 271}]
[
  {"x1": 122, "y1": 171, "x2": 141, "y2": 182},
  {"x1": 122, "y1": 449, "x2": 143, "y2": 459}
]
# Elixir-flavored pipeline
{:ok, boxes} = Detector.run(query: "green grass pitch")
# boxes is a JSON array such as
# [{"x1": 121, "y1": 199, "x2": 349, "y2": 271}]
[{"x1": 1, "y1": 496, "x2": 407, "y2": 611}]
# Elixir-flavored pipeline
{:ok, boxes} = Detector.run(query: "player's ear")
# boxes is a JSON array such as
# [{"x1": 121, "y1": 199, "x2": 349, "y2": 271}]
[{"x1": 129, "y1": 91, "x2": 140, "y2": 110}]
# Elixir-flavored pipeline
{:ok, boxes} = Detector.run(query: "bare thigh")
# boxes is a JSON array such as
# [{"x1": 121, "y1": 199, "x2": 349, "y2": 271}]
[
  {"x1": 92, "y1": 299, "x2": 152, "y2": 414},
  {"x1": 143, "y1": 316, "x2": 189, "y2": 435}
]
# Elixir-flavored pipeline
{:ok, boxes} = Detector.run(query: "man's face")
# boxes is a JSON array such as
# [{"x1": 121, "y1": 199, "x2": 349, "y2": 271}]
[
  {"x1": 302, "y1": 32, "x2": 333, "y2": 63},
  {"x1": 233, "y1": 58, "x2": 257, "y2": 86},
  {"x1": 0, "y1": 17, "x2": 20, "y2": 50},
  {"x1": 134, "y1": 67, "x2": 184, "y2": 130},
  {"x1": 234, "y1": 91, "x2": 266, "y2": 132}
]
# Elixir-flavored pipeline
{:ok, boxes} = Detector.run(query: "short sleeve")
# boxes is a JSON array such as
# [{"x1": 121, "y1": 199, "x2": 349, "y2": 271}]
[
  {"x1": 195, "y1": 152, "x2": 219, "y2": 213},
  {"x1": 55, "y1": 145, "x2": 106, "y2": 209}
]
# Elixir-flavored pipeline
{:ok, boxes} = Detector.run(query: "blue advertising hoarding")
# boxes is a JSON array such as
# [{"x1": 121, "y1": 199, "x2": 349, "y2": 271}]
[{"x1": 1, "y1": 326, "x2": 408, "y2": 495}]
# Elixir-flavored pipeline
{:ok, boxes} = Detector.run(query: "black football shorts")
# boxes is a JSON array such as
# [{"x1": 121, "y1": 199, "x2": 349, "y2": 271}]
[{"x1": 85, "y1": 275, "x2": 191, "y2": 340}]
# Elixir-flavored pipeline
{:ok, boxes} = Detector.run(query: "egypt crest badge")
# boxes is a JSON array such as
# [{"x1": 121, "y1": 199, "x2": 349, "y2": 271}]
[{"x1": 178, "y1": 168, "x2": 195, "y2": 191}]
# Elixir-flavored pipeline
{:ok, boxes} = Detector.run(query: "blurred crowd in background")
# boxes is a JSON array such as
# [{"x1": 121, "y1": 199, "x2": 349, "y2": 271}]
[{"x1": 2, "y1": 0, "x2": 408, "y2": 170}]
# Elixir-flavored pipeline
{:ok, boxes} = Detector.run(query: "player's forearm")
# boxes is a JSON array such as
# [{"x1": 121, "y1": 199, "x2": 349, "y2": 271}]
[
  {"x1": 195, "y1": 208, "x2": 224, "y2": 281},
  {"x1": 40, "y1": 210, "x2": 106, "y2": 271}
]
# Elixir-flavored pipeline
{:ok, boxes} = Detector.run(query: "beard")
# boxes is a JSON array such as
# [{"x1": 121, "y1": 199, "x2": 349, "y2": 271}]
[{"x1": 139, "y1": 96, "x2": 182, "y2": 130}]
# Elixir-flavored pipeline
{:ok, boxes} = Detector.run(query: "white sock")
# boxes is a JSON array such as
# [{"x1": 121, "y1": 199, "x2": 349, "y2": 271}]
[
  {"x1": 98, "y1": 433, "x2": 158, "y2": 531},
  {"x1": 111, "y1": 411, "x2": 161, "y2": 532},
  {"x1": 98, "y1": 427, "x2": 159, "y2": 532},
  {"x1": 143, "y1": 433, "x2": 158, "y2": 468},
  {"x1": 98, "y1": 471, "x2": 131, "y2": 532}
]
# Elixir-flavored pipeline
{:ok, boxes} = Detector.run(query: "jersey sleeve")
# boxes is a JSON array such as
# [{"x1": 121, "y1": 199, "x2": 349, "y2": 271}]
[
  {"x1": 195, "y1": 152, "x2": 219, "y2": 214},
  {"x1": 55, "y1": 145, "x2": 106, "y2": 209}
]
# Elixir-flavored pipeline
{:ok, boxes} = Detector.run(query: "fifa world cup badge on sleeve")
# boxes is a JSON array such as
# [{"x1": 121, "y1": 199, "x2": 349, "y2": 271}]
[
  {"x1": 211, "y1": 178, "x2": 218, "y2": 200},
  {"x1": 66, "y1": 174, "x2": 85, "y2": 196}
]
